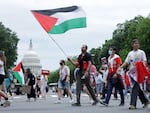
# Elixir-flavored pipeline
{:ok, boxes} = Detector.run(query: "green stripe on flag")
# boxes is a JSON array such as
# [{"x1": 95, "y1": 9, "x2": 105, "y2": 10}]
[
  {"x1": 48, "y1": 17, "x2": 86, "y2": 34},
  {"x1": 13, "y1": 72, "x2": 23, "y2": 85}
]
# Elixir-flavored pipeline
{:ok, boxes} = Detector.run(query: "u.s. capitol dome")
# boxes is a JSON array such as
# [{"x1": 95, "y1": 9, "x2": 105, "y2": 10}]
[{"x1": 22, "y1": 40, "x2": 42, "y2": 76}]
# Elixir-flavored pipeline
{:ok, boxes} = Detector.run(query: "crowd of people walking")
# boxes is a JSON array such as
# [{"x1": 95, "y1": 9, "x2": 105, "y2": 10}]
[
  {"x1": 66, "y1": 39, "x2": 150, "y2": 109},
  {"x1": 0, "y1": 38, "x2": 150, "y2": 110}
]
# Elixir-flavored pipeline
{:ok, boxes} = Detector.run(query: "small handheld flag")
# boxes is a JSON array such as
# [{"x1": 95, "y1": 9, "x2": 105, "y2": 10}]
[{"x1": 13, "y1": 62, "x2": 25, "y2": 85}]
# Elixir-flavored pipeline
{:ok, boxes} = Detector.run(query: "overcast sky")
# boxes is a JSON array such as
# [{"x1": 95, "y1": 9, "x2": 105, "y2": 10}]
[{"x1": 0, "y1": 0, "x2": 150, "y2": 71}]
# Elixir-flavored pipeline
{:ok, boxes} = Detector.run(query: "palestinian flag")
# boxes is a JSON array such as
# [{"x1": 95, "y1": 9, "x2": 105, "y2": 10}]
[
  {"x1": 13, "y1": 62, "x2": 25, "y2": 85},
  {"x1": 31, "y1": 6, "x2": 86, "y2": 34}
]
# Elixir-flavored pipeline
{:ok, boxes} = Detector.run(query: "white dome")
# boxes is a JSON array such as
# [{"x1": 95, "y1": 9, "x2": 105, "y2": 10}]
[
  {"x1": 24, "y1": 50, "x2": 38, "y2": 58},
  {"x1": 23, "y1": 50, "x2": 41, "y2": 66},
  {"x1": 22, "y1": 40, "x2": 42, "y2": 76}
]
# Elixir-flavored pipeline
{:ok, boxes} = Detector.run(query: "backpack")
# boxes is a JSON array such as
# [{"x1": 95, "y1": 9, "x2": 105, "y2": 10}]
[{"x1": 30, "y1": 74, "x2": 36, "y2": 85}]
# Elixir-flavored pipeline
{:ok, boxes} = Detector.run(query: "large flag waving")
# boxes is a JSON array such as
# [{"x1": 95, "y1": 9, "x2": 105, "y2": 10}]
[
  {"x1": 31, "y1": 5, "x2": 86, "y2": 34},
  {"x1": 13, "y1": 62, "x2": 25, "y2": 85}
]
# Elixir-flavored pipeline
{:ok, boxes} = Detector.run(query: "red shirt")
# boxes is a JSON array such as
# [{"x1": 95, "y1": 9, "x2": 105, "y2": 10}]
[
  {"x1": 78, "y1": 52, "x2": 91, "y2": 70},
  {"x1": 108, "y1": 54, "x2": 122, "y2": 74}
]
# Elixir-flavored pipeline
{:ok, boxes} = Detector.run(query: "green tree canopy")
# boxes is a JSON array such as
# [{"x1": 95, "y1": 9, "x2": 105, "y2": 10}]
[
  {"x1": 0, "y1": 22, "x2": 19, "y2": 68},
  {"x1": 99, "y1": 15, "x2": 150, "y2": 62}
]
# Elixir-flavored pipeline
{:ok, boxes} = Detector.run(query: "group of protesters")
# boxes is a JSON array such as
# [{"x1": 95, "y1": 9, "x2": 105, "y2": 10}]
[
  {"x1": 0, "y1": 38, "x2": 150, "y2": 109},
  {"x1": 55, "y1": 38, "x2": 150, "y2": 110}
]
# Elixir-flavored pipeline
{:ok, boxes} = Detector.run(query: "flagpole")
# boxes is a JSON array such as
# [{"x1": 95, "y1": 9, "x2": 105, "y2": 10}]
[{"x1": 48, "y1": 34, "x2": 68, "y2": 57}]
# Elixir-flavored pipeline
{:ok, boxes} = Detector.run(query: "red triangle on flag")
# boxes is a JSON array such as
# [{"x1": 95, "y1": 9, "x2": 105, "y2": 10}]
[
  {"x1": 13, "y1": 62, "x2": 22, "y2": 72},
  {"x1": 32, "y1": 11, "x2": 58, "y2": 32}
]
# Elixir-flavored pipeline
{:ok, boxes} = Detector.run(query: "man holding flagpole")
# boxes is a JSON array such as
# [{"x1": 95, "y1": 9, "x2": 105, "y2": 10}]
[{"x1": 68, "y1": 44, "x2": 99, "y2": 106}]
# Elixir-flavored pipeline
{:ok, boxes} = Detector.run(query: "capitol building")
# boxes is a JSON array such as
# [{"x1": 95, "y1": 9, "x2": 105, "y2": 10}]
[{"x1": 22, "y1": 40, "x2": 42, "y2": 76}]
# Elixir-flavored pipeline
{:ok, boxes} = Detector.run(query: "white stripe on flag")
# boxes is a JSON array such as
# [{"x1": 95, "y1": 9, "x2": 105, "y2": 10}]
[{"x1": 51, "y1": 7, "x2": 86, "y2": 25}]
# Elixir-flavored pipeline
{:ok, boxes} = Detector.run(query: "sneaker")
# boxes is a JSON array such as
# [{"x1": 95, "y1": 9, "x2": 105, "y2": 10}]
[
  {"x1": 69, "y1": 99, "x2": 74, "y2": 104},
  {"x1": 72, "y1": 103, "x2": 81, "y2": 106},
  {"x1": 143, "y1": 101, "x2": 150, "y2": 108},
  {"x1": 2, "y1": 100, "x2": 11, "y2": 107},
  {"x1": 100, "y1": 101, "x2": 108, "y2": 106},
  {"x1": 129, "y1": 105, "x2": 136, "y2": 110},
  {"x1": 100, "y1": 97, "x2": 105, "y2": 100},
  {"x1": 89, "y1": 99, "x2": 94, "y2": 104},
  {"x1": 119, "y1": 103, "x2": 124, "y2": 106},
  {"x1": 55, "y1": 99, "x2": 61, "y2": 104},
  {"x1": 92, "y1": 100, "x2": 99, "y2": 106},
  {"x1": 81, "y1": 75, "x2": 86, "y2": 79}
]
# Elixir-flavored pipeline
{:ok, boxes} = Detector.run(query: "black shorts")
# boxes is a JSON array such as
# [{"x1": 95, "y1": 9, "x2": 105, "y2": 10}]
[{"x1": 0, "y1": 75, "x2": 5, "y2": 85}]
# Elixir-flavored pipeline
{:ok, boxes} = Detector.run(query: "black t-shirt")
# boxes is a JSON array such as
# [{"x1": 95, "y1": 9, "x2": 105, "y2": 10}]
[
  {"x1": 27, "y1": 74, "x2": 35, "y2": 86},
  {"x1": 78, "y1": 52, "x2": 92, "y2": 70}
]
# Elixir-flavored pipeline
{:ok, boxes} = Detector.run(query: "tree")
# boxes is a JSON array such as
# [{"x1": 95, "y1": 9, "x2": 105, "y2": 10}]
[
  {"x1": 136, "y1": 17, "x2": 150, "y2": 60},
  {"x1": 48, "y1": 69, "x2": 59, "y2": 83},
  {"x1": 0, "y1": 22, "x2": 19, "y2": 68},
  {"x1": 99, "y1": 15, "x2": 150, "y2": 62},
  {"x1": 89, "y1": 47, "x2": 101, "y2": 69}
]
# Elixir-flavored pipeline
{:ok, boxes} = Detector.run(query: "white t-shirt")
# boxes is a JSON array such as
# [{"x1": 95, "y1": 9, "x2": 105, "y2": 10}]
[
  {"x1": 125, "y1": 49, "x2": 147, "y2": 69},
  {"x1": 0, "y1": 59, "x2": 5, "y2": 75},
  {"x1": 101, "y1": 70, "x2": 109, "y2": 83},
  {"x1": 125, "y1": 49, "x2": 147, "y2": 81},
  {"x1": 59, "y1": 65, "x2": 70, "y2": 81}
]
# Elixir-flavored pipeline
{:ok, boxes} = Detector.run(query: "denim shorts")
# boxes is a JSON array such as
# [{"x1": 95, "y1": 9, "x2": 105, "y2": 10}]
[
  {"x1": 96, "y1": 83, "x2": 104, "y2": 93},
  {"x1": 58, "y1": 80, "x2": 70, "y2": 89}
]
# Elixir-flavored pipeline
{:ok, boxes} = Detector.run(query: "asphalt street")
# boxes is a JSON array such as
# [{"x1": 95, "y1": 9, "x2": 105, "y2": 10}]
[{"x1": 0, "y1": 91, "x2": 150, "y2": 113}]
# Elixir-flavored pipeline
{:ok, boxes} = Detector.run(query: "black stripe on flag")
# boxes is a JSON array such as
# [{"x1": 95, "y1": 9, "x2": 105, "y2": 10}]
[{"x1": 32, "y1": 6, "x2": 78, "y2": 16}]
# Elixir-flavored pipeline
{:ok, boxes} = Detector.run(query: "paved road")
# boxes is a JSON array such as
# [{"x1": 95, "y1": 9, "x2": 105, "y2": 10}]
[{"x1": 0, "y1": 92, "x2": 150, "y2": 113}]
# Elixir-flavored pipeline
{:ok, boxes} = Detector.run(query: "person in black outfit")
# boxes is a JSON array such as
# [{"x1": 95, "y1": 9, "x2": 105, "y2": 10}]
[
  {"x1": 68, "y1": 44, "x2": 99, "y2": 106},
  {"x1": 26, "y1": 68, "x2": 36, "y2": 101}
]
